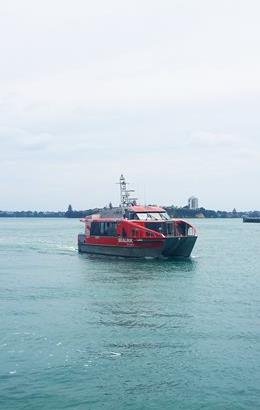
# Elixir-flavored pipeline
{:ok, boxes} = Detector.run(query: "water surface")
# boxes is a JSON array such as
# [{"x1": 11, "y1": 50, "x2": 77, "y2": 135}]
[{"x1": 0, "y1": 218, "x2": 260, "y2": 409}]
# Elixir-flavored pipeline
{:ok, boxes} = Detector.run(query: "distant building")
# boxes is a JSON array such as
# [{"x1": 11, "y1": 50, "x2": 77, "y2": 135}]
[{"x1": 188, "y1": 196, "x2": 199, "y2": 210}]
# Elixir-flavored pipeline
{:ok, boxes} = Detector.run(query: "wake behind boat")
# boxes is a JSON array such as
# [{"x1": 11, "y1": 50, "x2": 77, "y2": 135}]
[{"x1": 78, "y1": 175, "x2": 197, "y2": 258}]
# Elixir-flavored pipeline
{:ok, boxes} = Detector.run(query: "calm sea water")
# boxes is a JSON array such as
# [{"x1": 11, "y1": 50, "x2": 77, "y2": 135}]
[{"x1": 0, "y1": 218, "x2": 260, "y2": 409}]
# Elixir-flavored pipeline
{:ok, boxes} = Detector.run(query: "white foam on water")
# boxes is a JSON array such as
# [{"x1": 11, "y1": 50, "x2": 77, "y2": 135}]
[{"x1": 190, "y1": 254, "x2": 200, "y2": 259}]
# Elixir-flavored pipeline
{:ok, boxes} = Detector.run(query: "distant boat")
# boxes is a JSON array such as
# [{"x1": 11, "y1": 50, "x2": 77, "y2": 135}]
[
  {"x1": 243, "y1": 217, "x2": 260, "y2": 223},
  {"x1": 78, "y1": 175, "x2": 197, "y2": 258}
]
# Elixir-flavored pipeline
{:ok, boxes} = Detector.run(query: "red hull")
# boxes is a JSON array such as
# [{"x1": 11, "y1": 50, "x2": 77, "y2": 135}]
[{"x1": 78, "y1": 234, "x2": 197, "y2": 258}]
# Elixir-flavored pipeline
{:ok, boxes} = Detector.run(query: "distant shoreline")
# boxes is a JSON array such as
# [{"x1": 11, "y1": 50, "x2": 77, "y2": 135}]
[{"x1": 1, "y1": 206, "x2": 259, "y2": 219}]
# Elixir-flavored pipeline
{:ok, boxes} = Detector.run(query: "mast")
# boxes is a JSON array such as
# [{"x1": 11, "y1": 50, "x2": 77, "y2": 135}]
[{"x1": 118, "y1": 174, "x2": 137, "y2": 211}]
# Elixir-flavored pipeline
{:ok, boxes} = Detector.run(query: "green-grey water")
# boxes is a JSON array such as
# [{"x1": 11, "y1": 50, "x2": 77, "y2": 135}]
[{"x1": 1, "y1": 218, "x2": 260, "y2": 409}]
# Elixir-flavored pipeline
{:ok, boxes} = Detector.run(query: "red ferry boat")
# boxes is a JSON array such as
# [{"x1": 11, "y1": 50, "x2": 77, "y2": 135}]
[{"x1": 78, "y1": 175, "x2": 197, "y2": 258}]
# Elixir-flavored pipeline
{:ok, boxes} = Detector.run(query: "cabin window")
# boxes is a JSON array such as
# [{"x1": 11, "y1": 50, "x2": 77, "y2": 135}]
[
  {"x1": 125, "y1": 211, "x2": 138, "y2": 220},
  {"x1": 136, "y1": 213, "x2": 149, "y2": 220},
  {"x1": 90, "y1": 222, "x2": 100, "y2": 236},
  {"x1": 188, "y1": 227, "x2": 193, "y2": 236},
  {"x1": 167, "y1": 223, "x2": 173, "y2": 235},
  {"x1": 90, "y1": 222, "x2": 117, "y2": 236},
  {"x1": 175, "y1": 222, "x2": 187, "y2": 236},
  {"x1": 136, "y1": 212, "x2": 170, "y2": 221},
  {"x1": 145, "y1": 222, "x2": 173, "y2": 235},
  {"x1": 145, "y1": 222, "x2": 167, "y2": 235}
]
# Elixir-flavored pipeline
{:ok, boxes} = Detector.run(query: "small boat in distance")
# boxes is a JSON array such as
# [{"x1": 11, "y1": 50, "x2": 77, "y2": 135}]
[
  {"x1": 78, "y1": 175, "x2": 197, "y2": 258},
  {"x1": 243, "y1": 216, "x2": 260, "y2": 223}
]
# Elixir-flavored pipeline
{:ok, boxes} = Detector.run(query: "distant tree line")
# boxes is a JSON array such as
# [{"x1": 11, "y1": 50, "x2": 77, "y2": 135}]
[
  {"x1": 1, "y1": 205, "x2": 260, "y2": 219},
  {"x1": 164, "y1": 206, "x2": 260, "y2": 219},
  {"x1": 64, "y1": 205, "x2": 101, "y2": 218},
  {"x1": 0, "y1": 210, "x2": 65, "y2": 218}
]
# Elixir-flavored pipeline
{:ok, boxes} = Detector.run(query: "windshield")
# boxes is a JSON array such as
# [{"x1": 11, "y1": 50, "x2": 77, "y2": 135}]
[{"x1": 136, "y1": 212, "x2": 170, "y2": 221}]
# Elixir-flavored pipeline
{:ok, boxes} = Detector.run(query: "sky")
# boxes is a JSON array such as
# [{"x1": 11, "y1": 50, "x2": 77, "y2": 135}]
[{"x1": 1, "y1": 0, "x2": 260, "y2": 211}]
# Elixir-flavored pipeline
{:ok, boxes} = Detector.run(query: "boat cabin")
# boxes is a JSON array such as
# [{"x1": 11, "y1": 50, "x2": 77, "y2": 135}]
[
  {"x1": 82, "y1": 205, "x2": 196, "y2": 240},
  {"x1": 124, "y1": 205, "x2": 170, "y2": 221}
]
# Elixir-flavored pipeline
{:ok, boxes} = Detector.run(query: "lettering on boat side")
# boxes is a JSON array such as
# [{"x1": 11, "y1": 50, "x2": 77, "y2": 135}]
[{"x1": 118, "y1": 238, "x2": 133, "y2": 243}]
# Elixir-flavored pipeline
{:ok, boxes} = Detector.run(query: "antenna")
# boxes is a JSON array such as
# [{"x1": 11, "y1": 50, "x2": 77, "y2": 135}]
[{"x1": 117, "y1": 174, "x2": 137, "y2": 210}]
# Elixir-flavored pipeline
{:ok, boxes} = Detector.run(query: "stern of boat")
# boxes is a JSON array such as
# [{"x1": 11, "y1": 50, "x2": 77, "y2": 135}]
[{"x1": 162, "y1": 235, "x2": 197, "y2": 258}]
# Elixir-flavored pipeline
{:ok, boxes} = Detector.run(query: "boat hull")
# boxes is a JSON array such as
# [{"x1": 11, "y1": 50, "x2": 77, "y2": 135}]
[
  {"x1": 78, "y1": 234, "x2": 197, "y2": 259},
  {"x1": 243, "y1": 217, "x2": 260, "y2": 223},
  {"x1": 162, "y1": 236, "x2": 198, "y2": 258}
]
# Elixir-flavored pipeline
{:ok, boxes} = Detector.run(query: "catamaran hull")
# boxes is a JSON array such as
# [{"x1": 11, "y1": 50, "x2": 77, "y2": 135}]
[
  {"x1": 162, "y1": 236, "x2": 197, "y2": 258},
  {"x1": 78, "y1": 234, "x2": 197, "y2": 258}
]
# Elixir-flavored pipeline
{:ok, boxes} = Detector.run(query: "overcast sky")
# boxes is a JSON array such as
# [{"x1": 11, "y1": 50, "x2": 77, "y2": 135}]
[{"x1": 1, "y1": 0, "x2": 260, "y2": 211}]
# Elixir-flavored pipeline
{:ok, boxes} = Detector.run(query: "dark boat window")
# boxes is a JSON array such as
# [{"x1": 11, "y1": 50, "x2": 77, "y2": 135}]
[
  {"x1": 90, "y1": 222, "x2": 117, "y2": 236},
  {"x1": 107, "y1": 222, "x2": 117, "y2": 236},
  {"x1": 145, "y1": 222, "x2": 167, "y2": 235},
  {"x1": 125, "y1": 211, "x2": 138, "y2": 220},
  {"x1": 176, "y1": 222, "x2": 187, "y2": 236},
  {"x1": 90, "y1": 222, "x2": 100, "y2": 235},
  {"x1": 145, "y1": 222, "x2": 173, "y2": 235},
  {"x1": 167, "y1": 223, "x2": 173, "y2": 235}
]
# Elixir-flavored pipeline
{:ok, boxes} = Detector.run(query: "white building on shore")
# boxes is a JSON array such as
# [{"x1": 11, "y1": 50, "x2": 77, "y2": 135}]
[{"x1": 188, "y1": 196, "x2": 199, "y2": 210}]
